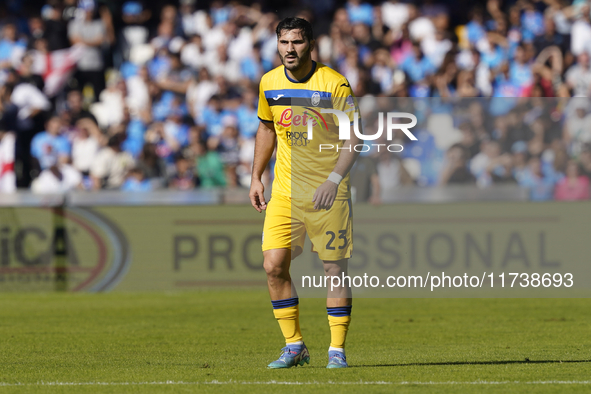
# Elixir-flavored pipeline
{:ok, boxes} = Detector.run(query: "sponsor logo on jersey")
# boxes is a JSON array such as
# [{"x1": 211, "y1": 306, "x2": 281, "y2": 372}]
[{"x1": 277, "y1": 108, "x2": 319, "y2": 128}]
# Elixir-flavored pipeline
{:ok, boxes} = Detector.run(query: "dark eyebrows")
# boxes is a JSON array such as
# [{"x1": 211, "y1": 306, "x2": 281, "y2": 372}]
[{"x1": 279, "y1": 39, "x2": 306, "y2": 44}]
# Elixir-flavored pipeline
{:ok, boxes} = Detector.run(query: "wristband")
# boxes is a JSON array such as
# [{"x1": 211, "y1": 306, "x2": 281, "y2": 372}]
[{"x1": 327, "y1": 172, "x2": 343, "y2": 185}]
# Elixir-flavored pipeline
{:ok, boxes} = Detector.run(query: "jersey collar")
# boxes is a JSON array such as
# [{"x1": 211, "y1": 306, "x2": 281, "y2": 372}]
[{"x1": 284, "y1": 61, "x2": 317, "y2": 84}]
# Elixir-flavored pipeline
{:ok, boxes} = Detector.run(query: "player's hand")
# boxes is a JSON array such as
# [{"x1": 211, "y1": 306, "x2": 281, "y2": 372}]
[
  {"x1": 313, "y1": 180, "x2": 338, "y2": 210},
  {"x1": 249, "y1": 179, "x2": 267, "y2": 213}
]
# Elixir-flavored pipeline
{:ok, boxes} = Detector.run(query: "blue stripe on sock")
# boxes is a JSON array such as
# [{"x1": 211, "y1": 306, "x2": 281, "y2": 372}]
[
  {"x1": 327, "y1": 306, "x2": 352, "y2": 317},
  {"x1": 271, "y1": 297, "x2": 299, "y2": 309}
]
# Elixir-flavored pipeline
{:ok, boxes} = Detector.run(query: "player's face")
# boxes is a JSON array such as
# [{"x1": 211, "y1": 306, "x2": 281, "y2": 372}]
[{"x1": 277, "y1": 29, "x2": 314, "y2": 72}]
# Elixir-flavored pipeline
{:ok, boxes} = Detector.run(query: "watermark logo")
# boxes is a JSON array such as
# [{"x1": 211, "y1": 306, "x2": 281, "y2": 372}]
[{"x1": 304, "y1": 109, "x2": 418, "y2": 152}]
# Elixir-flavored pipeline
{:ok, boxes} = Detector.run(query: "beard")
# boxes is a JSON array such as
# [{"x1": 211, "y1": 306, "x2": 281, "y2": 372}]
[{"x1": 280, "y1": 46, "x2": 312, "y2": 72}]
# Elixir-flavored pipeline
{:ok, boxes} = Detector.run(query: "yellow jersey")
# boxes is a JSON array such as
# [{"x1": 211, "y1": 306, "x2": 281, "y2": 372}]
[{"x1": 257, "y1": 61, "x2": 357, "y2": 201}]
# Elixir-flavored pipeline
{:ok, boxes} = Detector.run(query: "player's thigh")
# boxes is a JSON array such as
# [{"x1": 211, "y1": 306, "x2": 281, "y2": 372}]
[
  {"x1": 306, "y1": 199, "x2": 353, "y2": 261},
  {"x1": 262, "y1": 195, "x2": 306, "y2": 257}
]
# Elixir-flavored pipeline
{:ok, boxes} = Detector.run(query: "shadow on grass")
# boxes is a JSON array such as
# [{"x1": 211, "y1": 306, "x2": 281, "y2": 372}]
[{"x1": 350, "y1": 359, "x2": 591, "y2": 368}]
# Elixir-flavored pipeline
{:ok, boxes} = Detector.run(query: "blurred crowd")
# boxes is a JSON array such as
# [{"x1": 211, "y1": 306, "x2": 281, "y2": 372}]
[
  {"x1": 0, "y1": 0, "x2": 590, "y2": 201},
  {"x1": 350, "y1": 96, "x2": 591, "y2": 202}
]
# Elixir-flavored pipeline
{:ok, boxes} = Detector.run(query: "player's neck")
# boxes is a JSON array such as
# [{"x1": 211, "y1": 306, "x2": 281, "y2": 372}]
[{"x1": 285, "y1": 60, "x2": 315, "y2": 82}]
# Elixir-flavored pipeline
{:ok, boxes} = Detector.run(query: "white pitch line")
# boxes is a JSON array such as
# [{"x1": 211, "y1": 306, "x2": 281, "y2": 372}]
[{"x1": 0, "y1": 380, "x2": 590, "y2": 387}]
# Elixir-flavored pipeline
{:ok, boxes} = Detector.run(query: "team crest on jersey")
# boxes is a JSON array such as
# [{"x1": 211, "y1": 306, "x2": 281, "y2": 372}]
[
  {"x1": 312, "y1": 91, "x2": 320, "y2": 106},
  {"x1": 346, "y1": 95, "x2": 355, "y2": 108}
]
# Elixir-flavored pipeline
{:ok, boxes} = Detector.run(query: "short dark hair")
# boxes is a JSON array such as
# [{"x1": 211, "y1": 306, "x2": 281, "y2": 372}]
[{"x1": 276, "y1": 17, "x2": 314, "y2": 42}]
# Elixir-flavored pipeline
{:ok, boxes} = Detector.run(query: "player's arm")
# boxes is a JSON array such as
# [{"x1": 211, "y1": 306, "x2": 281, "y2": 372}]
[
  {"x1": 249, "y1": 120, "x2": 276, "y2": 212},
  {"x1": 313, "y1": 80, "x2": 361, "y2": 210},
  {"x1": 313, "y1": 124, "x2": 361, "y2": 210},
  {"x1": 251, "y1": 78, "x2": 275, "y2": 212}
]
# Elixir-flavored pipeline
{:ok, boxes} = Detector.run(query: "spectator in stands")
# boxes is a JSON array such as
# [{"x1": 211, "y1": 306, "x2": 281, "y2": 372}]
[
  {"x1": 579, "y1": 144, "x2": 591, "y2": 180},
  {"x1": 120, "y1": 1, "x2": 151, "y2": 63},
  {"x1": 180, "y1": 0, "x2": 198, "y2": 37},
  {"x1": 554, "y1": 159, "x2": 590, "y2": 200},
  {"x1": 518, "y1": 155, "x2": 561, "y2": 201},
  {"x1": 181, "y1": 34, "x2": 205, "y2": 70},
  {"x1": 198, "y1": 95, "x2": 228, "y2": 137},
  {"x1": 16, "y1": 53, "x2": 44, "y2": 91},
  {"x1": 187, "y1": 68, "x2": 218, "y2": 122},
  {"x1": 0, "y1": 127, "x2": 15, "y2": 193},
  {"x1": 570, "y1": 4, "x2": 591, "y2": 57},
  {"x1": 470, "y1": 139, "x2": 502, "y2": 184},
  {"x1": 565, "y1": 53, "x2": 591, "y2": 97},
  {"x1": 196, "y1": 140, "x2": 226, "y2": 188},
  {"x1": 346, "y1": 0, "x2": 374, "y2": 26},
  {"x1": 64, "y1": 90, "x2": 98, "y2": 126},
  {"x1": 509, "y1": 44, "x2": 534, "y2": 91},
  {"x1": 376, "y1": 149, "x2": 413, "y2": 200},
  {"x1": 422, "y1": 29, "x2": 452, "y2": 69},
  {"x1": 207, "y1": 44, "x2": 241, "y2": 84},
  {"x1": 126, "y1": 65, "x2": 151, "y2": 117},
  {"x1": 42, "y1": 3, "x2": 69, "y2": 51},
  {"x1": 156, "y1": 51, "x2": 192, "y2": 96},
  {"x1": 371, "y1": 48, "x2": 395, "y2": 94},
  {"x1": 440, "y1": 144, "x2": 476, "y2": 185},
  {"x1": 458, "y1": 123, "x2": 480, "y2": 159},
  {"x1": 521, "y1": 1, "x2": 545, "y2": 42},
  {"x1": 350, "y1": 154, "x2": 380, "y2": 203},
  {"x1": 399, "y1": 41, "x2": 436, "y2": 92},
  {"x1": 62, "y1": 0, "x2": 78, "y2": 23},
  {"x1": 30, "y1": 115, "x2": 70, "y2": 170},
  {"x1": 564, "y1": 99, "x2": 591, "y2": 156},
  {"x1": 90, "y1": 133, "x2": 135, "y2": 190},
  {"x1": 144, "y1": 121, "x2": 179, "y2": 166},
  {"x1": 0, "y1": 23, "x2": 25, "y2": 72},
  {"x1": 168, "y1": 153, "x2": 199, "y2": 190},
  {"x1": 236, "y1": 89, "x2": 258, "y2": 140},
  {"x1": 391, "y1": 23, "x2": 413, "y2": 65},
  {"x1": 31, "y1": 164, "x2": 82, "y2": 194},
  {"x1": 71, "y1": 118, "x2": 100, "y2": 177},
  {"x1": 511, "y1": 141, "x2": 530, "y2": 183},
  {"x1": 211, "y1": 123, "x2": 240, "y2": 187},
  {"x1": 137, "y1": 142, "x2": 166, "y2": 180},
  {"x1": 533, "y1": 16, "x2": 568, "y2": 56},
  {"x1": 163, "y1": 109, "x2": 189, "y2": 150},
  {"x1": 92, "y1": 74, "x2": 127, "y2": 129},
  {"x1": 120, "y1": 167, "x2": 152, "y2": 191},
  {"x1": 240, "y1": 43, "x2": 268, "y2": 82},
  {"x1": 5, "y1": 0, "x2": 591, "y2": 200},
  {"x1": 490, "y1": 154, "x2": 517, "y2": 184},
  {"x1": 68, "y1": 0, "x2": 114, "y2": 101}
]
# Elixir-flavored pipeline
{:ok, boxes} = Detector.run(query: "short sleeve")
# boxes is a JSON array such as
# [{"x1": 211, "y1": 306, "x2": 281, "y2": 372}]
[
  {"x1": 257, "y1": 79, "x2": 273, "y2": 123},
  {"x1": 333, "y1": 78, "x2": 358, "y2": 124}
]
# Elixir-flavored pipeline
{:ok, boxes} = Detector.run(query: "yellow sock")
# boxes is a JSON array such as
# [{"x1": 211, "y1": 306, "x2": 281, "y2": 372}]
[
  {"x1": 272, "y1": 298, "x2": 303, "y2": 344},
  {"x1": 328, "y1": 315, "x2": 351, "y2": 348},
  {"x1": 327, "y1": 306, "x2": 352, "y2": 349}
]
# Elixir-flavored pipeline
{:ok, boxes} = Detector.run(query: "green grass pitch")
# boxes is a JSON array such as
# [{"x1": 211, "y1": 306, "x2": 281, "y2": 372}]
[{"x1": 0, "y1": 290, "x2": 590, "y2": 393}]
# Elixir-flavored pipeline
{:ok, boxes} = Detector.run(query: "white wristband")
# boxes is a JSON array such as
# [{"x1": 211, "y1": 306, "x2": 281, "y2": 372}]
[{"x1": 327, "y1": 172, "x2": 343, "y2": 185}]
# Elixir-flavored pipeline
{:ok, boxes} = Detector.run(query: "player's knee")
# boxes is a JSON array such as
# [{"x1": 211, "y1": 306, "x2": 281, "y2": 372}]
[
  {"x1": 263, "y1": 259, "x2": 285, "y2": 278},
  {"x1": 324, "y1": 260, "x2": 346, "y2": 277}
]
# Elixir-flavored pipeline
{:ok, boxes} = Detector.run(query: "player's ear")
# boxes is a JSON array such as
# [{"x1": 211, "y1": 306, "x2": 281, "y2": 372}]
[{"x1": 309, "y1": 39, "x2": 316, "y2": 53}]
